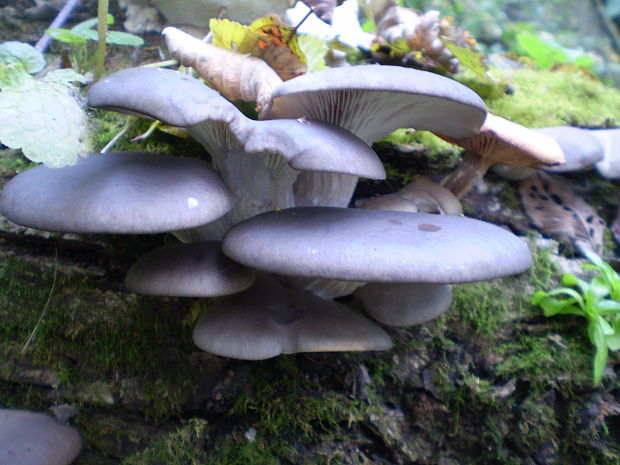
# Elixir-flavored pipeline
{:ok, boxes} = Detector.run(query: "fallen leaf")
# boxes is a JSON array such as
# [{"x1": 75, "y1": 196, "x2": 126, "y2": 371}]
[
  {"x1": 164, "y1": 27, "x2": 283, "y2": 112},
  {"x1": 211, "y1": 15, "x2": 308, "y2": 80},
  {"x1": 520, "y1": 171, "x2": 606, "y2": 255}
]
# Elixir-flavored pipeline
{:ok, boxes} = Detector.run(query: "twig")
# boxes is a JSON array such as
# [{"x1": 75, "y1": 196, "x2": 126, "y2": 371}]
[
  {"x1": 21, "y1": 246, "x2": 58, "y2": 354},
  {"x1": 35, "y1": 0, "x2": 84, "y2": 53},
  {"x1": 101, "y1": 117, "x2": 138, "y2": 153},
  {"x1": 94, "y1": 0, "x2": 109, "y2": 81}
]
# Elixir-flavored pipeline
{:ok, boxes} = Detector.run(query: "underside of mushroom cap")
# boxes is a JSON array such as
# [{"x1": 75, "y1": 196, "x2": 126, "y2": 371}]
[
  {"x1": 0, "y1": 409, "x2": 82, "y2": 465},
  {"x1": 222, "y1": 207, "x2": 532, "y2": 283},
  {"x1": 0, "y1": 152, "x2": 234, "y2": 234},
  {"x1": 355, "y1": 282, "x2": 453, "y2": 327},
  {"x1": 87, "y1": 67, "x2": 242, "y2": 128},
  {"x1": 125, "y1": 241, "x2": 255, "y2": 297},
  {"x1": 261, "y1": 64, "x2": 487, "y2": 142},
  {"x1": 192, "y1": 273, "x2": 392, "y2": 360}
]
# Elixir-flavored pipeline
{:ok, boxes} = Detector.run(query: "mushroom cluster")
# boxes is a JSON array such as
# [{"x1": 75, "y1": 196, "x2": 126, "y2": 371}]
[{"x1": 0, "y1": 29, "x2": 537, "y2": 360}]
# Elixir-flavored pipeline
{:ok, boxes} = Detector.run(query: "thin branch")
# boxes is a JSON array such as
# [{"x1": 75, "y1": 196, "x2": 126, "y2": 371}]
[{"x1": 35, "y1": 0, "x2": 84, "y2": 53}]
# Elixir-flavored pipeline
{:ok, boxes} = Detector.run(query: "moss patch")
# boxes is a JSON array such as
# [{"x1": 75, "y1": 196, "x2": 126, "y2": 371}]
[{"x1": 486, "y1": 67, "x2": 620, "y2": 127}]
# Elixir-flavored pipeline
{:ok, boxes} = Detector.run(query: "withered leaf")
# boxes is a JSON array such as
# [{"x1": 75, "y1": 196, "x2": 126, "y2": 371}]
[
  {"x1": 164, "y1": 27, "x2": 283, "y2": 112},
  {"x1": 520, "y1": 171, "x2": 606, "y2": 254},
  {"x1": 211, "y1": 16, "x2": 307, "y2": 80}
]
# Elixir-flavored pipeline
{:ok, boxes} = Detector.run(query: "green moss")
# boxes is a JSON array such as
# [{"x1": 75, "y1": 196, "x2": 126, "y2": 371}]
[
  {"x1": 122, "y1": 419, "x2": 209, "y2": 465},
  {"x1": 90, "y1": 110, "x2": 207, "y2": 159},
  {"x1": 0, "y1": 256, "x2": 203, "y2": 420},
  {"x1": 486, "y1": 67, "x2": 620, "y2": 127}
]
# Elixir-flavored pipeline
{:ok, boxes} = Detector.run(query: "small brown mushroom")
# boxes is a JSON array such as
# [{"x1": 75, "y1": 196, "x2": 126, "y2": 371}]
[{"x1": 438, "y1": 113, "x2": 565, "y2": 198}]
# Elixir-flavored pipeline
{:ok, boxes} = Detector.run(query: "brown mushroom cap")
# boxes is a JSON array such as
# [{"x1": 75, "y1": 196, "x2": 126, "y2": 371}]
[
  {"x1": 0, "y1": 152, "x2": 234, "y2": 234},
  {"x1": 439, "y1": 113, "x2": 565, "y2": 197},
  {"x1": 0, "y1": 409, "x2": 82, "y2": 465},
  {"x1": 261, "y1": 64, "x2": 487, "y2": 143},
  {"x1": 222, "y1": 207, "x2": 532, "y2": 283},
  {"x1": 125, "y1": 241, "x2": 255, "y2": 297},
  {"x1": 192, "y1": 273, "x2": 392, "y2": 360}
]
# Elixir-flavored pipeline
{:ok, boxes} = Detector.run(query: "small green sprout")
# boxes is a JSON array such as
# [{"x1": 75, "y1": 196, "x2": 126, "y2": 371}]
[
  {"x1": 45, "y1": 14, "x2": 143, "y2": 74},
  {"x1": 532, "y1": 251, "x2": 620, "y2": 386}
]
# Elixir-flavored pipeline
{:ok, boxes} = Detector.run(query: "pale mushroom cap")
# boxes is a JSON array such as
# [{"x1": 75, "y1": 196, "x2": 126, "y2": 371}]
[
  {"x1": 355, "y1": 282, "x2": 453, "y2": 327},
  {"x1": 125, "y1": 241, "x2": 255, "y2": 297},
  {"x1": 261, "y1": 64, "x2": 487, "y2": 142},
  {"x1": 590, "y1": 128, "x2": 620, "y2": 179},
  {"x1": 193, "y1": 273, "x2": 392, "y2": 360},
  {"x1": 242, "y1": 118, "x2": 386, "y2": 179},
  {"x1": 0, "y1": 409, "x2": 82, "y2": 465},
  {"x1": 222, "y1": 207, "x2": 532, "y2": 283},
  {"x1": 88, "y1": 67, "x2": 241, "y2": 127},
  {"x1": 89, "y1": 68, "x2": 386, "y2": 180},
  {"x1": 0, "y1": 152, "x2": 234, "y2": 234},
  {"x1": 536, "y1": 126, "x2": 603, "y2": 172}
]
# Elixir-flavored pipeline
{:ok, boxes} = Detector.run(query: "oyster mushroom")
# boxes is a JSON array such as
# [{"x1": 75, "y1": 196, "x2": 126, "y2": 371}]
[
  {"x1": 125, "y1": 241, "x2": 254, "y2": 297},
  {"x1": 192, "y1": 273, "x2": 392, "y2": 360},
  {"x1": 590, "y1": 127, "x2": 620, "y2": 179},
  {"x1": 260, "y1": 63, "x2": 487, "y2": 207},
  {"x1": 87, "y1": 67, "x2": 385, "y2": 239},
  {"x1": 222, "y1": 207, "x2": 532, "y2": 283},
  {"x1": 494, "y1": 126, "x2": 604, "y2": 180},
  {"x1": 438, "y1": 113, "x2": 565, "y2": 198},
  {"x1": 0, "y1": 409, "x2": 82, "y2": 465},
  {"x1": 0, "y1": 151, "x2": 234, "y2": 234}
]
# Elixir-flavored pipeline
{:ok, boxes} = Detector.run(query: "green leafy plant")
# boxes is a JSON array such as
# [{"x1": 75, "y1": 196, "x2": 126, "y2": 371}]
[
  {"x1": 532, "y1": 251, "x2": 620, "y2": 386},
  {"x1": 0, "y1": 41, "x2": 90, "y2": 168},
  {"x1": 46, "y1": 14, "x2": 143, "y2": 74}
]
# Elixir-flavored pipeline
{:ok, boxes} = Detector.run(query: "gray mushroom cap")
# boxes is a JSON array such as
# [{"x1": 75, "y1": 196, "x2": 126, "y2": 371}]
[
  {"x1": 222, "y1": 207, "x2": 532, "y2": 283},
  {"x1": 125, "y1": 241, "x2": 255, "y2": 297},
  {"x1": 193, "y1": 273, "x2": 392, "y2": 360},
  {"x1": 261, "y1": 64, "x2": 487, "y2": 142},
  {"x1": 88, "y1": 67, "x2": 240, "y2": 128},
  {"x1": 355, "y1": 282, "x2": 453, "y2": 327},
  {"x1": 0, "y1": 409, "x2": 82, "y2": 465},
  {"x1": 88, "y1": 67, "x2": 385, "y2": 180},
  {"x1": 537, "y1": 126, "x2": 604, "y2": 173},
  {"x1": 0, "y1": 152, "x2": 234, "y2": 234},
  {"x1": 590, "y1": 128, "x2": 620, "y2": 179}
]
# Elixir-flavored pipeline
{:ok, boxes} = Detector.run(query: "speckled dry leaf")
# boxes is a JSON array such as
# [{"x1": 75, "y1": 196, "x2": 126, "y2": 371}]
[
  {"x1": 520, "y1": 171, "x2": 605, "y2": 254},
  {"x1": 164, "y1": 27, "x2": 283, "y2": 112}
]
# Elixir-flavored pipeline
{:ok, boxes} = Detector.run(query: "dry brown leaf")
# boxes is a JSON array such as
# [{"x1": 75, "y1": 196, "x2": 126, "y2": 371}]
[
  {"x1": 520, "y1": 171, "x2": 605, "y2": 254},
  {"x1": 163, "y1": 27, "x2": 284, "y2": 112}
]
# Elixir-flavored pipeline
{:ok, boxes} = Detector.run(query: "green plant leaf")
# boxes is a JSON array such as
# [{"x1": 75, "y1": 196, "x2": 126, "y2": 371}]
[
  {"x1": 608, "y1": 317, "x2": 620, "y2": 350},
  {"x1": 588, "y1": 320, "x2": 608, "y2": 385},
  {"x1": 536, "y1": 295, "x2": 582, "y2": 317},
  {"x1": 590, "y1": 276, "x2": 611, "y2": 300},
  {"x1": 297, "y1": 34, "x2": 327, "y2": 72},
  {"x1": 561, "y1": 273, "x2": 579, "y2": 286},
  {"x1": 515, "y1": 31, "x2": 568, "y2": 69},
  {"x1": 105, "y1": 31, "x2": 144, "y2": 47},
  {"x1": 72, "y1": 14, "x2": 114, "y2": 35},
  {"x1": 596, "y1": 299, "x2": 620, "y2": 313},
  {"x1": 0, "y1": 62, "x2": 32, "y2": 91},
  {"x1": 0, "y1": 79, "x2": 90, "y2": 167},
  {"x1": 0, "y1": 41, "x2": 46, "y2": 73},
  {"x1": 45, "y1": 28, "x2": 89, "y2": 44},
  {"x1": 42, "y1": 68, "x2": 89, "y2": 86}
]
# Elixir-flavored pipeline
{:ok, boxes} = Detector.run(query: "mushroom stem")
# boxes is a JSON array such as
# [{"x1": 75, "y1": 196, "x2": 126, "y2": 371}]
[{"x1": 441, "y1": 150, "x2": 491, "y2": 198}]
